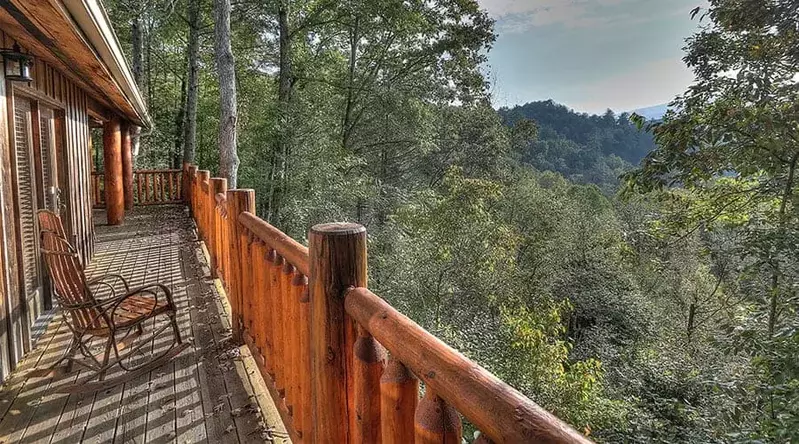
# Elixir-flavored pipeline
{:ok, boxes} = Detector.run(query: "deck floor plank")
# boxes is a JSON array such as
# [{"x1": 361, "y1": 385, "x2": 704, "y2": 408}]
[{"x1": 0, "y1": 206, "x2": 287, "y2": 444}]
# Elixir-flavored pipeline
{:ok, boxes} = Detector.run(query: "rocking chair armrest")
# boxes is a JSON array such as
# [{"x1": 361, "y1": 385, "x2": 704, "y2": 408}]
[
  {"x1": 87, "y1": 274, "x2": 131, "y2": 295},
  {"x1": 125, "y1": 283, "x2": 175, "y2": 308}
]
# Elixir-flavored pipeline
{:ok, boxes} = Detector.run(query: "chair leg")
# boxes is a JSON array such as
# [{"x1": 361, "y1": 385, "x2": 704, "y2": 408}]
[
  {"x1": 49, "y1": 335, "x2": 79, "y2": 372},
  {"x1": 97, "y1": 337, "x2": 114, "y2": 381},
  {"x1": 169, "y1": 313, "x2": 182, "y2": 344}
]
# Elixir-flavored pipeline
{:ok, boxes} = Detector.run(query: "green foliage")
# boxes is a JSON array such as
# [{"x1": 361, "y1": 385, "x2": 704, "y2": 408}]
[
  {"x1": 500, "y1": 100, "x2": 657, "y2": 191},
  {"x1": 101, "y1": 0, "x2": 799, "y2": 440}
]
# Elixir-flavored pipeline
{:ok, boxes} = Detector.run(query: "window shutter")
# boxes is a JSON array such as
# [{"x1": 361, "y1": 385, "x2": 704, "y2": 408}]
[{"x1": 13, "y1": 99, "x2": 40, "y2": 300}]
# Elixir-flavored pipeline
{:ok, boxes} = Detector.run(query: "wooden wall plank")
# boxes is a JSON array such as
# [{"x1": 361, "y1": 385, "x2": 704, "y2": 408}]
[{"x1": 0, "y1": 18, "x2": 103, "y2": 376}]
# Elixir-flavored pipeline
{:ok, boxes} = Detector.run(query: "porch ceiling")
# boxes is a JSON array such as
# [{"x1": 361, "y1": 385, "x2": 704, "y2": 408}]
[{"x1": 0, "y1": 0, "x2": 149, "y2": 127}]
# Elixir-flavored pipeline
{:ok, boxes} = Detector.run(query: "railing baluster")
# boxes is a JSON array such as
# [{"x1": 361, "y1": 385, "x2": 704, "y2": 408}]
[
  {"x1": 283, "y1": 261, "x2": 297, "y2": 414},
  {"x1": 353, "y1": 324, "x2": 387, "y2": 442},
  {"x1": 228, "y1": 189, "x2": 254, "y2": 343},
  {"x1": 264, "y1": 249, "x2": 278, "y2": 378},
  {"x1": 209, "y1": 178, "x2": 227, "y2": 277},
  {"x1": 272, "y1": 254, "x2": 286, "y2": 394},
  {"x1": 295, "y1": 273, "x2": 310, "y2": 440},
  {"x1": 381, "y1": 357, "x2": 418, "y2": 443},
  {"x1": 251, "y1": 240, "x2": 266, "y2": 355},
  {"x1": 415, "y1": 389, "x2": 462, "y2": 444}
]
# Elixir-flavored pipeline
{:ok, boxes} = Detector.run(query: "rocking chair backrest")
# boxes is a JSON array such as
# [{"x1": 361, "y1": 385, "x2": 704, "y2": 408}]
[
  {"x1": 38, "y1": 216, "x2": 104, "y2": 331},
  {"x1": 37, "y1": 209, "x2": 68, "y2": 240}
]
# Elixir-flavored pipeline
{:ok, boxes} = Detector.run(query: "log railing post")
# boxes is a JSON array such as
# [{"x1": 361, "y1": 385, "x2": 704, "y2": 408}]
[
  {"x1": 187, "y1": 165, "x2": 198, "y2": 215},
  {"x1": 102, "y1": 116, "x2": 124, "y2": 225},
  {"x1": 121, "y1": 123, "x2": 134, "y2": 211},
  {"x1": 209, "y1": 178, "x2": 227, "y2": 277},
  {"x1": 198, "y1": 171, "x2": 210, "y2": 239},
  {"x1": 228, "y1": 189, "x2": 255, "y2": 344},
  {"x1": 309, "y1": 223, "x2": 368, "y2": 443},
  {"x1": 182, "y1": 163, "x2": 190, "y2": 202}
]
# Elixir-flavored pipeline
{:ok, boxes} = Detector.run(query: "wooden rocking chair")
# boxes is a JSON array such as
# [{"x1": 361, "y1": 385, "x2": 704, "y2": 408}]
[{"x1": 37, "y1": 210, "x2": 189, "y2": 394}]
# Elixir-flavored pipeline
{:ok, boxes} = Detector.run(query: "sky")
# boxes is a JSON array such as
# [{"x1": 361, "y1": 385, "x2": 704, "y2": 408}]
[{"x1": 477, "y1": 0, "x2": 706, "y2": 114}]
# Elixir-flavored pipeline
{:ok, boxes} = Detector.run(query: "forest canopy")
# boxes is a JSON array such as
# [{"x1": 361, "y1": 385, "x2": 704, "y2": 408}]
[{"x1": 102, "y1": 0, "x2": 798, "y2": 441}]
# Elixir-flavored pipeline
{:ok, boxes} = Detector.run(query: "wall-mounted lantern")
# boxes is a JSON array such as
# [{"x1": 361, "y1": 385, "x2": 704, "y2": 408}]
[{"x1": 1, "y1": 43, "x2": 34, "y2": 83}]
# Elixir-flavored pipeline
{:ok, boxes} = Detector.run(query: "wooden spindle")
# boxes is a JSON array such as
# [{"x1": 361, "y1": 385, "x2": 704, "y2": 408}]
[
  {"x1": 182, "y1": 162, "x2": 191, "y2": 201},
  {"x1": 175, "y1": 170, "x2": 181, "y2": 202},
  {"x1": 381, "y1": 357, "x2": 418, "y2": 443},
  {"x1": 155, "y1": 171, "x2": 162, "y2": 203},
  {"x1": 227, "y1": 189, "x2": 255, "y2": 343},
  {"x1": 309, "y1": 223, "x2": 367, "y2": 443},
  {"x1": 264, "y1": 248, "x2": 278, "y2": 377},
  {"x1": 473, "y1": 433, "x2": 495, "y2": 443},
  {"x1": 352, "y1": 324, "x2": 387, "y2": 443},
  {"x1": 414, "y1": 389, "x2": 462, "y2": 444},
  {"x1": 209, "y1": 178, "x2": 227, "y2": 277},
  {"x1": 188, "y1": 166, "x2": 198, "y2": 212},
  {"x1": 283, "y1": 261, "x2": 297, "y2": 412},
  {"x1": 244, "y1": 233, "x2": 257, "y2": 331},
  {"x1": 271, "y1": 253, "x2": 286, "y2": 389},
  {"x1": 251, "y1": 240, "x2": 267, "y2": 354},
  {"x1": 295, "y1": 273, "x2": 310, "y2": 439}
]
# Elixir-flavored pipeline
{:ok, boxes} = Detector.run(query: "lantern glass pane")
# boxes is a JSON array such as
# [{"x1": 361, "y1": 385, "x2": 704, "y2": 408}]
[
  {"x1": 4, "y1": 57, "x2": 20, "y2": 77},
  {"x1": 19, "y1": 62, "x2": 31, "y2": 80}
]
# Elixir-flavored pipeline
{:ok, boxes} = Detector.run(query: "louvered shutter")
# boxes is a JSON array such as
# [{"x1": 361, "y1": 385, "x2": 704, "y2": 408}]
[
  {"x1": 12, "y1": 99, "x2": 41, "y2": 307},
  {"x1": 39, "y1": 109, "x2": 55, "y2": 210}
]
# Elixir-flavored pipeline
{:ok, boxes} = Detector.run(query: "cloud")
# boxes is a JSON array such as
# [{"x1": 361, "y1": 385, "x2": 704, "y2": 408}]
[
  {"x1": 571, "y1": 58, "x2": 694, "y2": 113},
  {"x1": 478, "y1": 0, "x2": 687, "y2": 34}
]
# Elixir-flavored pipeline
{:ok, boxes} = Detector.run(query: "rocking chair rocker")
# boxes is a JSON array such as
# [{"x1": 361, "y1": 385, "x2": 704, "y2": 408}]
[{"x1": 37, "y1": 210, "x2": 189, "y2": 394}]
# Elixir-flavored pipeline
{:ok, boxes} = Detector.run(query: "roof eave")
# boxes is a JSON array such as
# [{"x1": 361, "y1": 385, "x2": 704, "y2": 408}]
[{"x1": 61, "y1": 0, "x2": 151, "y2": 128}]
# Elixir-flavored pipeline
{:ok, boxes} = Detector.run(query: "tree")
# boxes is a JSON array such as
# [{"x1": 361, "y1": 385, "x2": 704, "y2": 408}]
[
  {"x1": 183, "y1": 0, "x2": 201, "y2": 165},
  {"x1": 214, "y1": 0, "x2": 240, "y2": 187},
  {"x1": 626, "y1": 0, "x2": 799, "y2": 437}
]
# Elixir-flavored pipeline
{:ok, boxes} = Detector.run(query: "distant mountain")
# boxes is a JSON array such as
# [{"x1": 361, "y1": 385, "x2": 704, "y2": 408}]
[
  {"x1": 633, "y1": 103, "x2": 668, "y2": 120},
  {"x1": 499, "y1": 100, "x2": 657, "y2": 190}
]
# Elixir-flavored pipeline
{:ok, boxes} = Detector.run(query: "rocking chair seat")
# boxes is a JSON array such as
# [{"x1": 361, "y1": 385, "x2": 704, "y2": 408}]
[{"x1": 112, "y1": 294, "x2": 171, "y2": 328}]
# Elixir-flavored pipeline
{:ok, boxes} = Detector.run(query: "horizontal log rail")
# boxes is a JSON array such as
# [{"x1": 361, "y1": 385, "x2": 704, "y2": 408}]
[
  {"x1": 91, "y1": 169, "x2": 182, "y2": 208},
  {"x1": 183, "y1": 163, "x2": 592, "y2": 444}
]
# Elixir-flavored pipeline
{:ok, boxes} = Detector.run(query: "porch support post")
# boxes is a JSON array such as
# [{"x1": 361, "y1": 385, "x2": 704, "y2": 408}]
[
  {"x1": 121, "y1": 122, "x2": 134, "y2": 210},
  {"x1": 103, "y1": 116, "x2": 124, "y2": 225}
]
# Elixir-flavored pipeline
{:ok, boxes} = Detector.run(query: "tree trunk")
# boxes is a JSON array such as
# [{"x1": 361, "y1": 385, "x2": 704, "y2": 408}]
[
  {"x1": 267, "y1": 0, "x2": 292, "y2": 224},
  {"x1": 342, "y1": 16, "x2": 359, "y2": 152},
  {"x1": 174, "y1": 72, "x2": 187, "y2": 169},
  {"x1": 214, "y1": 0, "x2": 240, "y2": 188},
  {"x1": 183, "y1": 0, "x2": 201, "y2": 165},
  {"x1": 768, "y1": 150, "x2": 799, "y2": 337},
  {"x1": 131, "y1": 5, "x2": 145, "y2": 159}
]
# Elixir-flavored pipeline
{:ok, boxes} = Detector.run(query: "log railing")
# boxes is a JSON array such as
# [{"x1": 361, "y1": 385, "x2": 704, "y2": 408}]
[
  {"x1": 91, "y1": 169, "x2": 182, "y2": 208},
  {"x1": 185, "y1": 163, "x2": 591, "y2": 444}
]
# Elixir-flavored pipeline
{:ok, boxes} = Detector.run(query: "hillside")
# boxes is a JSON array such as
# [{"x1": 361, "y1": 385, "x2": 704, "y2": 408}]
[{"x1": 499, "y1": 100, "x2": 656, "y2": 190}]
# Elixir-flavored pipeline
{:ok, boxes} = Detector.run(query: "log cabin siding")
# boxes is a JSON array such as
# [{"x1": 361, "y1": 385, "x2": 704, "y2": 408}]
[{"x1": 0, "y1": 29, "x2": 95, "y2": 379}]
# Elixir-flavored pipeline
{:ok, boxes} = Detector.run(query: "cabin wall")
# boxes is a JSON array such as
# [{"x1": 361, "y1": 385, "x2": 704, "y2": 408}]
[{"x1": 0, "y1": 30, "x2": 95, "y2": 380}]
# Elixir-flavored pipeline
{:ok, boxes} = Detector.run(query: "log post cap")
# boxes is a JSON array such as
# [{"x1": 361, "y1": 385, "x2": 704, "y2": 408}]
[{"x1": 310, "y1": 222, "x2": 366, "y2": 236}]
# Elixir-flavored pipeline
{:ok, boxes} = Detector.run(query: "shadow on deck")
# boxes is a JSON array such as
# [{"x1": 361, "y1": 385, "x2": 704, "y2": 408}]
[{"x1": 0, "y1": 205, "x2": 287, "y2": 443}]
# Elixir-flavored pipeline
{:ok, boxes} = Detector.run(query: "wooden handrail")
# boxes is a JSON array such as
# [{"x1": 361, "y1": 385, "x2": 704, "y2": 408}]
[
  {"x1": 238, "y1": 212, "x2": 309, "y2": 277},
  {"x1": 345, "y1": 286, "x2": 591, "y2": 444},
  {"x1": 183, "y1": 163, "x2": 592, "y2": 444}
]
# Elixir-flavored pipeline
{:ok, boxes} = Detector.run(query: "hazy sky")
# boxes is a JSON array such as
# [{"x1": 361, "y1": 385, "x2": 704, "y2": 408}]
[{"x1": 478, "y1": 0, "x2": 705, "y2": 114}]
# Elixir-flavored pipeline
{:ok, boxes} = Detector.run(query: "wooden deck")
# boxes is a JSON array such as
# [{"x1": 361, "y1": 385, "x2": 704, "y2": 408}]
[{"x1": 0, "y1": 206, "x2": 288, "y2": 444}]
